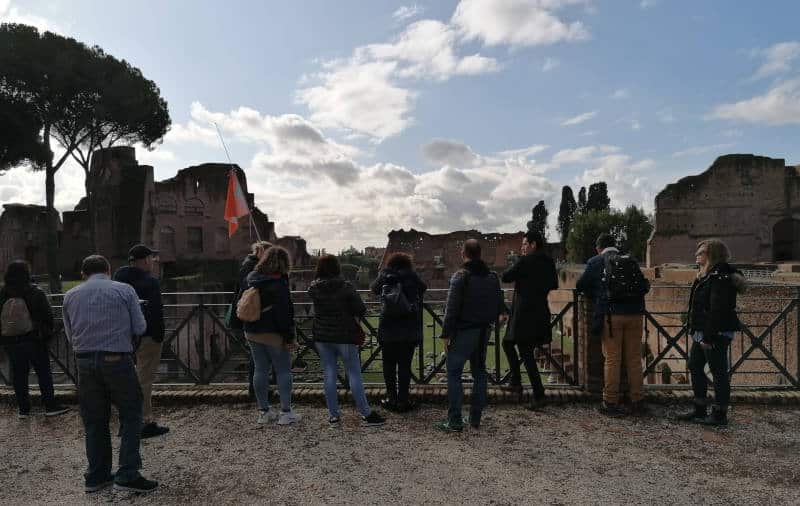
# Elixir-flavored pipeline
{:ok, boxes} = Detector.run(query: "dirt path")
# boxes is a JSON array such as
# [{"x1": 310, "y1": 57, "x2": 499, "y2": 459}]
[{"x1": 1, "y1": 402, "x2": 798, "y2": 505}]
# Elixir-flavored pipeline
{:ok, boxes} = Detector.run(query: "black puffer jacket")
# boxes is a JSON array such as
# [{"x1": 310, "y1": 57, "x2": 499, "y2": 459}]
[
  {"x1": 687, "y1": 262, "x2": 747, "y2": 341},
  {"x1": 0, "y1": 284, "x2": 54, "y2": 343},
  {"x1": 370, "y1": 267, "x2": 427, "y2": 344},
  {"x1": 308, "y1": 276, "x2": 366, "y2": 344},
  {"x1": 243, "y1": 272, "x2": 295, "y2": 341}
]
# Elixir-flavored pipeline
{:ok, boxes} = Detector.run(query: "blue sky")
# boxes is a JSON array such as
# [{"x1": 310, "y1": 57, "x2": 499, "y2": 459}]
[{"x1": 2, "y1": 0, "x2": 799, "y2": 251}]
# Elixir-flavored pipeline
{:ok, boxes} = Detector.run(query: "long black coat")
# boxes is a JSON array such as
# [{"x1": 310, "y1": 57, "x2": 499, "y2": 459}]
[
  {"x1": 370, "y1": 268, "x2": 427, "y2": 344},
  {"x1": 501, "y1": 251, "x2": 558, "y2": 346}
]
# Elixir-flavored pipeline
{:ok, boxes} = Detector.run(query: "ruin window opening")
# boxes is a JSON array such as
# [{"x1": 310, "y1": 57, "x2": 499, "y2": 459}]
[
  {"x1": 159, "y1": 226, "x2": 176, "y2": 254},
  {"x1": 772, "y1": 218, "x2": 800, "y2": 261},
  {"x1": 214, "y1": 228, "x2": 229, "y2": 253},
  {"x1": 185, "y1": 198, "x2": 204, "y2": 216},
  {"x1": 187, "y1": 227, "x2": 203, "y2": 253}
]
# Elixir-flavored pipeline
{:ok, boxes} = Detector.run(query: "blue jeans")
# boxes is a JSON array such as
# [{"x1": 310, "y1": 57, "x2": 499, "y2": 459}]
[
  {"x1": 316, "y1": 342, "x2": 371, "y2": 418},
  {"x1": 249, "y1": 341, "x2": 293, "y2": 412},
  {"x1": 446, "y1": 328, "x2": 488, "y2": 426},
  {"x1": 76, "y1": 352, "x2": 143, "y2": 486},
  {"x1": 7, "y1": 338, "x2": 56, "y2": 413}
]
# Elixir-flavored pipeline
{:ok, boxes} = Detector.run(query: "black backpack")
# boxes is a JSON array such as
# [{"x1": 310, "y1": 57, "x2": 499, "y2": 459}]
[
  {"x1": 380, "y1": 278, "x2": 414, "y2": 317},
  {"x1": 602, "y1": 252, "x2": 648, "y2": 304}
]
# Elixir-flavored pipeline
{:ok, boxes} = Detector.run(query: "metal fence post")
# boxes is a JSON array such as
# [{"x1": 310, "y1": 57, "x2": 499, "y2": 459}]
[
  {"x1": 796, "y1": 287, "x2": 800, "y2": 384},
  {"x1": 572, "y1": 289, "x2": 580, "y2": 387},
  {"x1": 198, "y1": 302, "x2": 206, "y2": 385}
]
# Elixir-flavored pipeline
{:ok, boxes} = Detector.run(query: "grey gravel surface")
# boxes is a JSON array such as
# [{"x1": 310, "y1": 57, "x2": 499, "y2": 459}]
[{"x1": 1, "y1": 402, "x2": 798, "y2": 505}]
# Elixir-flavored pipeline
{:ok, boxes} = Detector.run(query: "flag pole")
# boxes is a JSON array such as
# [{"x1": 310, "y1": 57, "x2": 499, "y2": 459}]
[{"x1": 214, "y1": 122, "x2": 261, "y2": 241}]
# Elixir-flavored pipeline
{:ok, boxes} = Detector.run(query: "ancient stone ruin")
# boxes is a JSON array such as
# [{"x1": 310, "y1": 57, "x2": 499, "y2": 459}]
[
  {"x1": 0, "y1": 146, "x2": 310, "y2": 284},
  {"x1": 647, "y1": 154, "x2": 800, "y2": 267}
]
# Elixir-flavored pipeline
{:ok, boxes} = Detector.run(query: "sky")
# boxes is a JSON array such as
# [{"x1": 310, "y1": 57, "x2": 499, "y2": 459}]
[{"x1": 2, "y1": 0, "x2": 800, "y2": 252}]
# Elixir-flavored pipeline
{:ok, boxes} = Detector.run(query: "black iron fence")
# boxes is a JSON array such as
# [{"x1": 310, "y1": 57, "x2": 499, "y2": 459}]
[{"x1": 0, "y1": 286, "x2": 797, "y2": 389}]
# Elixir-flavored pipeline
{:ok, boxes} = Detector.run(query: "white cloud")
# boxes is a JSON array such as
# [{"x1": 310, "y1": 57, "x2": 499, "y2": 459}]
[
  {"x1": 671, "y1": 143, "x2": 735, "y2": 158},
  {"x1": 297, "y1": 18, "x2": 500, "y2": 142},
  {"x1": 640, "y1": 0, "x2": 658, "y2": 8},
  {"x1": 452, "y1": 0, "x2": 590, "y2": 47},
  {"x1": 421, "y1": 138, "x2": 482, "y2": 167},
  {"x1": 561, "y1": 110, "x2": 597, "y2": 126},
  {"x1": 552, "y1": 145, "x2": 598, "y2": 165},
  {"x1": 0, "y1": 0, "x2": 58, "y2": 32},
  {"x1": 542, "y1": 57, "x2": 559, "y2": 72},
  {"x1": 297, "y1": 61, "x2": 415, "y2": 142},
  {"x1": 708, "y1": 78, "x2": 800, "y2": 126},
  {"x1": 611, "y1": 88, "x2": 630, "y2": 99},
  {"x1": 393, "y1": 4, "x2": 424, "y2": 22},
  {"x1": 497, "y1": 144, "x2": 549, "y2": 159},
  {"x1": 753, "y1": 41, "x2": 800, "y2": 80},
  {"x1": 578, "y1": 153, "x2": 657, "y2": 211},
  {"x1": 630, "y1": 119, "x2": 641, "y2": 131}
]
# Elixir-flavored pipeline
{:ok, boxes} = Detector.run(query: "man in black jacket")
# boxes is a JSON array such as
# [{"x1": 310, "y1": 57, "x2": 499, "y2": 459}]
[
  {"x1": 113, "y1": 244, "x2": 169, "y2": 438},
  {"x1": 501, "y1": 231, "x2": 558, "y2": 409},
  {"x1": 436, "y1": 240, "x2": 507, "y2": 432}
]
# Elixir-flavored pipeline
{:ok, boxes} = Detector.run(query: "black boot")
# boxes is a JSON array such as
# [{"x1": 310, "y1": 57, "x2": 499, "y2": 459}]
[
  {"x1": 676, "y1": 403, "x2": 707, "y2": 422},
  {"x1": 700, "y1": 407, "x2": 728, "y2": 427}
]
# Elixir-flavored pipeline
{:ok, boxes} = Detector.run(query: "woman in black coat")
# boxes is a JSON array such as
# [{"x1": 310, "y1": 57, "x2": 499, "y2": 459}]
[
  {"x1": 370, "y1": 253, "x2": 427, "y2": 412},
  {"x1": 500, "y1": 231, "x2": 558, "y2": 409},
  {"x1": 678, "y1": 239, "x2": 745, "y2": 426},
  {"x1": 0, "y1": 260, "x2": 68, "y2": 418}
]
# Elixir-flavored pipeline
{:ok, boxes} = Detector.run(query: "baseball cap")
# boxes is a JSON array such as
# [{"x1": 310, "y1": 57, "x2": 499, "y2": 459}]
[{"x1": 128, "y1": 244, "x2": 159, "y2": 261}]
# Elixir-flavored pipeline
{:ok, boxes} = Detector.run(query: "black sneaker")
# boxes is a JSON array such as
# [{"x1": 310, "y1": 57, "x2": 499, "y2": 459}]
[
  {"x1": 434, "y1": 420, "x2": 463, "y2": 432},
  {"x1": 17, "y1": 411, "x2": 30, "y2": 420},
  {"x1": 328, "y1": 416, "x2": 341, "y2": 429},
  {"x1": 628, "y1": 401, "x2": 649, "y2": 416},
  {"x1": 676, "y1": 406, "x2": 707, "y2": 422},
  {"x1": 85, "y1": 476, "x2": 114, "y2": 493},
  {"x1": 500, "y1": 383, "x2": 523, "y2": 394},
  {"x1": 597, "y1": 401, "x2": 625, "y2": 417},
  {"x1": 700, "y1": 409, "x2": 728, "y2": 427},
  {"x1": 380, "y1": 398, "x2": 398, "y2": 412},
  {"x1": 141, "y1": 422, "x2": 170, "y2": 439},
  {"x1": 361, "y1": 411, "x2": 386, "y2": 427},
  {"x1": 45, "y1": 405, "x2": 70, "y2": 417},
  {"x1": 113, "y1": 476, "x2": 159, "y2": 494},
  {"x1": 467, "y1": 415, "x2": 480, "y2": 429},
  {"x1": 291, "y1": 358, "x2": 308, "y2": 373}
]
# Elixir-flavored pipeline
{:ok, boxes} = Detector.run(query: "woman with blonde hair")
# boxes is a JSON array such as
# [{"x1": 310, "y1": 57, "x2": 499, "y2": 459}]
[
  {"x1": 244, "y1": 246, "x2": 300, "y2": 426},
  {"x1": 678, "y1": 239, "x2": 746, "y2": 426}
]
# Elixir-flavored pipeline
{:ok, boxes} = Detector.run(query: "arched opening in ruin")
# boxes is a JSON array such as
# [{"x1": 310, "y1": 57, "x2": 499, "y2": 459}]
[{"x1": 772, "y1": 218, "x2": 800, "y2": 261}]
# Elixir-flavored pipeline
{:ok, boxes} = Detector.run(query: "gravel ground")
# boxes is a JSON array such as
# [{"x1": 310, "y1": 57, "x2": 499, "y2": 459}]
[{"x1": 1, "y1": 401, "x2": 799, "y2": 505}]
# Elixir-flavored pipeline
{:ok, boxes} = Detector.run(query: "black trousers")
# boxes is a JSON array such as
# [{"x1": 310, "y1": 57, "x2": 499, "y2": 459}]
[
  {"x1": 502, "y1": 340, "x2": 545, "y2": 400},
  {"x1": 8, "y1": 338, "x2": 57, "y2": 413},
  {"x1": 688, "y1": 339, "x2": 731, "y2": 410},
  {"x1": 382, "y1": 342, "x2": 417, "y2": 402}
]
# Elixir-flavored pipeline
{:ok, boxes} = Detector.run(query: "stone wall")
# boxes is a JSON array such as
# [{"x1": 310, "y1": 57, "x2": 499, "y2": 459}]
[
  {"x1": 0, "y1": 204, "x2": 55, "y2": 277},
  {"x1": 648, "y1": 154, "x2": 800, "y2": 267}
]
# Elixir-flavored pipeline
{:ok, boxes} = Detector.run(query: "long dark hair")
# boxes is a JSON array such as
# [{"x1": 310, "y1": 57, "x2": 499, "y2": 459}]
[{"x1": 3, "y1": 260, "x2": 32, "y2": 290}]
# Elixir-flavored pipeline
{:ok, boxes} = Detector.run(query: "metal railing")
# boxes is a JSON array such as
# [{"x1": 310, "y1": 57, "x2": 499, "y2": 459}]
[{"x1": 1, "y1": 285, "x2": 798, "y2": 390}]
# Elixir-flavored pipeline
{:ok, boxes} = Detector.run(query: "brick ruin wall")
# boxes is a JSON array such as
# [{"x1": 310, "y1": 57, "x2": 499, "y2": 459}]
[
  {"x1": 647, "y1": 154, "x2": 800, "y2": 267},
  {"x1": 0, "y1": 146, "x2": 310, "y2": 283}
]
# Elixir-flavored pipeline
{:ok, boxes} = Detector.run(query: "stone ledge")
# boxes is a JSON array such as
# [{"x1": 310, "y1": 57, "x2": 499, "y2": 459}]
[{"x1": 2, "y1": 385, "x2": 799, "y2": 407}]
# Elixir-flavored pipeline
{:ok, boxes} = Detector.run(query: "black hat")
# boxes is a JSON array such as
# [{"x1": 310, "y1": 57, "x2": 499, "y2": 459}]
[{"x1": 128, "y1": 244, "x2": 158, "y2": 261}]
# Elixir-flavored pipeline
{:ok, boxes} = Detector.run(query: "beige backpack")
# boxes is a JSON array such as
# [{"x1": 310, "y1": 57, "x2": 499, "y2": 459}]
[
  {"x1": 236, "y1": 287, "x2": 262, "y2": 322},
  {"x1": 1, "y1": 297, "x2": 34, "y2": 337}
]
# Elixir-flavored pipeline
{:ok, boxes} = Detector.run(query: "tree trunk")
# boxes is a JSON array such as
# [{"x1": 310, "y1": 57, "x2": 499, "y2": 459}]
[
  {"x1": 84, "y1": 168, "x2": 96, "y2": 252},
  {"x1": 45, "y1": 159, "x2": 61, "y2": 293}
]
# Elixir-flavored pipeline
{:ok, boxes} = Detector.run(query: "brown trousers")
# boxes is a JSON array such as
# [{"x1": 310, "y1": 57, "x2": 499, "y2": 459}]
[
  {"x1": 600, "y1": 314, "x2": 644, "y2": 404},
  {"x1": 136, "y1": 336, "x2": 163, "y2": 423}
]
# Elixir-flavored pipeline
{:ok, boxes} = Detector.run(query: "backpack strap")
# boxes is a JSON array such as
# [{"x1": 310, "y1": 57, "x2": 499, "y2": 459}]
[{"x1": 457, "y1": 269, "x2": 471, "y2": 321}]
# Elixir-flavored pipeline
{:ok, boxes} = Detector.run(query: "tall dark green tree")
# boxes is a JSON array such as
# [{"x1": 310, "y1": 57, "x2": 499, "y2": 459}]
[
  {"x1": 70, "y1": 52, "x2": 171, "y2": 250},
  {"x1": 527, "y1": 200, "x2": 549, "y2": 239},
  {"x1": 557, "y1": 185, "x2": 577, "y2": 242},
  {"x1": 0, "y1": 94, "x2": 47, "y2": 170},
  {"x1": 0, "y1": 23, "x2": 171, "y2": 290},
  {"x1": 565, "y1": 207, "x2": 653, "y2": 263},
  {"x1": 577, "y1": 186, "x2": 587, "y2": 213},
  {"x1": 587, "y1": 182, "x2": 611, "y2": 212}
]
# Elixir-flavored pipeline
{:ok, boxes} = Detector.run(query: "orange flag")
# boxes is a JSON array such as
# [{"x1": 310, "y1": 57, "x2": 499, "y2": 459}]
[{"x1": 224, "y1": 171, "x2": 250, "y2": 238}]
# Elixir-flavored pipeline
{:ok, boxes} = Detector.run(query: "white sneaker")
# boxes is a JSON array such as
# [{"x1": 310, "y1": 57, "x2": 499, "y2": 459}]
[
  {"x1": 257, "y1": 408, "x2": 279, "y2": 426},
  {"x1": 277, "y1": 410, "x2": 301, "y2": 425}
]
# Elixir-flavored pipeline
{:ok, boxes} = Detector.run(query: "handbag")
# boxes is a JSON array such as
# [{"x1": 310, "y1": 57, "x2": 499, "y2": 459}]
[{"x1": 354, "y1": 316, "x2": 366, "y2": 347}]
